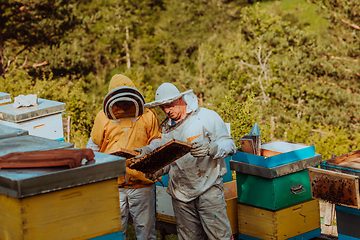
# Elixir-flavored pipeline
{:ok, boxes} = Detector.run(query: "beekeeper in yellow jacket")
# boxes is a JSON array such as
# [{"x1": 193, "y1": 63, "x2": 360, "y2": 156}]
[{"x1": 87, "y1": 74, "x2": 161, "y2": 240}]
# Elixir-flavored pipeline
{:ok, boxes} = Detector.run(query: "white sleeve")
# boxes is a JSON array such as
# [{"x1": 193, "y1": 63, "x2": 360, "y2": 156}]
[
  {"x1": 148, "y1": 138, "x2": 162, "y2": 151},
  {"x1": 86, "y1": 137, "x2": 100, "y2": 151},
  {"x1": 209, "y1": 113, "x2": 237, "y2": 159}
]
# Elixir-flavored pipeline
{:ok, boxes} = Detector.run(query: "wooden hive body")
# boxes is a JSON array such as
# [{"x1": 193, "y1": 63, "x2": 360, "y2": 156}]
[
  {"x1": 236, "y1": 169, "x2": 313, "y2": 210},
  {"x1": 0, "y1": 179, "x2": 122, "y2": 240},
  {"x1": 238, "y1": 199, "x2": 321, "y2": 240}
]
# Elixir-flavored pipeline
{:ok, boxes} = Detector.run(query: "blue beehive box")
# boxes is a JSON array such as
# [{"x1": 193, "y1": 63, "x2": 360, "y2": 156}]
[
  {"x1": 233, "y1": 140, "x2": 315, "y2": 168},
  {"x1": 336, "y1": 205, "x2": 360, "y2": 240}
]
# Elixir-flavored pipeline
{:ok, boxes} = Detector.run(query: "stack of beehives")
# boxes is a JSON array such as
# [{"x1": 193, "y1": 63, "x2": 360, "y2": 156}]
[
  {"x1": 230, "y1": 139, "x2": 323, "y2": 240},
  {"x1": 0, "y1": 123, "x2": 126, "y2": 240}
]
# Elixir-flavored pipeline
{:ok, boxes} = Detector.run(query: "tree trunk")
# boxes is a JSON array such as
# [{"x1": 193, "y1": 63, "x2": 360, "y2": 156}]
[{"x1": 125, "y1": 25, "x2": 131, "y2": 69}]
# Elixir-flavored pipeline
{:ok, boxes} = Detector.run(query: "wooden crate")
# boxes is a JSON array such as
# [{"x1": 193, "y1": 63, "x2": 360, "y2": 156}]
[
  {"x1": 236, "y1": 169, "x2": 312, "y2": 210},
  {"x1": 0, "y1": 179, "x2": 122, "y2": 240},
  {"x1": 238, "y1": 199, "x2": 321, "y2": 240}
]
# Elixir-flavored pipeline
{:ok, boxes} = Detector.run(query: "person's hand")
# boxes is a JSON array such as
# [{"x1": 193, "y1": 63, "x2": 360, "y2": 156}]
[
  {"x1": 190, "y1": 140, "x2": 218, "y2": 158},
  {"x1": 145, "y1": 173, "x2": 157, "y2": 181},
  {"x1": 134, "y1": 146, "x2": 151, "y2": 159},
  {"x1": 145, "y1": 169, "x2": 162, "y2": 181}
]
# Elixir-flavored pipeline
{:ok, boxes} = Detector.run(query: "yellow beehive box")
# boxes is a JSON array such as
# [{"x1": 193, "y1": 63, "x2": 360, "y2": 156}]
[
  {"x1": 224, "y1": 180, "x2": 238, "y2": 235},
  {"x1": 238, "y1": 199, "x2": 320, "y2": 240},
  {"x1": 0, "y1": 179, "x2": 122, "y2": 240}
]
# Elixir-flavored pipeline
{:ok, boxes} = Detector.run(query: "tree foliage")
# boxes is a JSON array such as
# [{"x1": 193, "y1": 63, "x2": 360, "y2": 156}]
[
  {"x1": 0, "y1": 0, "x2": 359, "y2": 159},
  {"x1": 0, "y1": 0, "x2": 79, "y2": 77}
]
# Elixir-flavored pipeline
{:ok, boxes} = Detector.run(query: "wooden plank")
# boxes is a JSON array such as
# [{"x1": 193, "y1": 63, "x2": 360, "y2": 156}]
[
  {"x1": 308, "y1": 167, "x2": 360, "y2": 208},
  {"x1": 129, "y1": 139, "x2": 192, "y2": 174},
  {"x1": 156, "y1": 214, "x2": 177, "y2": 225},
  {"x1": 326, "y1": 149, "x2": 360, "y2": 167},
  {"x1": 21, "y1": 179, "x2": 122, "y2": 240},
  {"x1": 261, "y1": 149, "x2": 281, "y2": 157}
]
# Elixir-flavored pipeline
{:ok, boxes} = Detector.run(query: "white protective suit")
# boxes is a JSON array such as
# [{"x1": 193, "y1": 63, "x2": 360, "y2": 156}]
[{"x1": 147, "y1": 89, "x2": 237, "y2": 239}]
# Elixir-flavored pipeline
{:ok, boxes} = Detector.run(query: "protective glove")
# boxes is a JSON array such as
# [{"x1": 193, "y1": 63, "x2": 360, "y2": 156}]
[
  {"x1": 190, "y1": 140, "x2": 218, "y2": 158},
  {"x1": 133, "y1": 146, "x2": 152, "y2": 161},
  {"x1": 145, "y1": 169, "x2": 162, "y2": 181}
]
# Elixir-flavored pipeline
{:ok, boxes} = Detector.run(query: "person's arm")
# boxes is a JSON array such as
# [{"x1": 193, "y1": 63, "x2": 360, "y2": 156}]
[
  {"x1": 190, "y1": 111, "x2": 236, "y2": 159},
  {"x1": 86, "y1": 137, "x2": 100, "y2": 151}
]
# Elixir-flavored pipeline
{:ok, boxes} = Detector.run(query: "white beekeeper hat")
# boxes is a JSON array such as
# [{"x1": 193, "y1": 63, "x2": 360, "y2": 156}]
[{"x1": 145, "y1": 83, "x2": 193, "y2": 108}]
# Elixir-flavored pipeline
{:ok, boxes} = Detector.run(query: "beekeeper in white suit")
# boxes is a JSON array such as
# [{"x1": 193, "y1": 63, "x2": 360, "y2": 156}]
[{"x1": 142, "y1": 82, "x2": 236, "y2": 240}]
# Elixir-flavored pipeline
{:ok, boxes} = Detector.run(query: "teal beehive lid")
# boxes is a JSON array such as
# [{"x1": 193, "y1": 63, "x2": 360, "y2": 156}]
[{"x1": 233, "y1": 139, "x2": 316, "y2": 168}]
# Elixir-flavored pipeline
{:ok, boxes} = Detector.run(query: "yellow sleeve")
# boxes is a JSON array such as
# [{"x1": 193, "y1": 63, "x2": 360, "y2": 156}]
[
  {"x1": 90, "y1": 111, "x2": 109, "y2": 148},
  {"x1": 145, "y1": 109, "x2": 162, "y2": 145}
]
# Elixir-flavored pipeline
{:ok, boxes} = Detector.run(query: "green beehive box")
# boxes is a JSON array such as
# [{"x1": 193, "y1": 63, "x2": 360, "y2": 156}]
[{"x1": 236, "y1": 169, "x2": 313, "y2": 210}]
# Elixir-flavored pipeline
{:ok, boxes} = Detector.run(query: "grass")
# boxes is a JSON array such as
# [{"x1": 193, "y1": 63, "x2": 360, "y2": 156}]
[
  {"x1": 126, "y1": 223, "x2": 178, "y2": 240},
  {"x1": 259, "y1": 0, "x2": 329, "y2": 37}
]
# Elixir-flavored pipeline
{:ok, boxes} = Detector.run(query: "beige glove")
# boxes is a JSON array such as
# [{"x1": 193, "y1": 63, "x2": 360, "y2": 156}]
[{"x1": 190, "y1": 140, "x2": 218, "y2": 158}]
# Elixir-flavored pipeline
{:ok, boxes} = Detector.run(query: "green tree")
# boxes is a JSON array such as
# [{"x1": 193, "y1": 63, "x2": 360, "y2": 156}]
[
  {"x1": 0, "y1": 69, "x2": 93, "y2": 148},
  {"x1": 0, "y1": 0, "x2": 79, "y2": 77}
]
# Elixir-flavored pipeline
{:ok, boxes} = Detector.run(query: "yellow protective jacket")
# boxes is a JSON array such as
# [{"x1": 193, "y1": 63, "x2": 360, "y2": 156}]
[
  {"x1": 91, "y1": 109, "x2": 161, "y2": 188},
  {"x1": 90, "y1": 74, "x2": 161, "y2": 188}
]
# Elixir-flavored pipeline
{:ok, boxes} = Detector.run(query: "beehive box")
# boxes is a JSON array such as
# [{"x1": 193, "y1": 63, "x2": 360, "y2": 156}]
[
  {"x1": 308, "y1": 149, "x2": 360, "y2": 208},
  {"x1": 238, "y1": 199, "x2": 321, "y2": 240},
  {"x1": 236, "y1": 169, "x2": 313, "y2": 210},
  {"x1": 335, "y1": 205, "x2": 360, "y2": 240},
  {"x1": 0, "y1": 98, "x2": 65, "y2": 140},
  {"x1": 233, "y1": 140, "x2": 315, "y2": 168},
  {"x1": 0, "y1": 136, "x2": 126, "y2": 240},
  {"x1": 231, "y1": 154, "x2": 321, "y2": 211},
  {"x1": 0, "y1": 179, "x2": 122, "y2": 240}
]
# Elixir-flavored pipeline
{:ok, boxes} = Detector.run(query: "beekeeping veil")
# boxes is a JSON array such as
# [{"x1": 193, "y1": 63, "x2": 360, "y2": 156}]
[
  {"x1": 103, "y1": 74, "x2": 145, "y2": 120},
  {"x1": 144, "y1": 83, "x2": 197, "y2": 113}
]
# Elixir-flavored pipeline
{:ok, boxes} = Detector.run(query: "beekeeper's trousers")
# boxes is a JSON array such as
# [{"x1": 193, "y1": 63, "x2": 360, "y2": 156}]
[
  {"x1": 119, "y1": 184, "x2": 157, "y2": 240},
  {"x1": 172, "y1": 182, "x2": 233, "y2": 240}
]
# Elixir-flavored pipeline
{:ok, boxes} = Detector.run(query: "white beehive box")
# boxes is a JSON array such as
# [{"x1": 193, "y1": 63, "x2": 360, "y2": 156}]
[
  {"x1": 0, "y1": 92, "x2": 11, "y2": 105},
  {"x1": 0, "y1": 98, "x2": 65, "y2": 140},
  {"x1": 156, "y1": 185, "x2": 176, "y2": 224}
]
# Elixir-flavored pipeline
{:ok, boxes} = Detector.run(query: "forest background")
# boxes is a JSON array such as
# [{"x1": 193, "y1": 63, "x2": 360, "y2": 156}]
[{"x1": 0, "y1": 0, "x2": 359, "y2": 160}]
